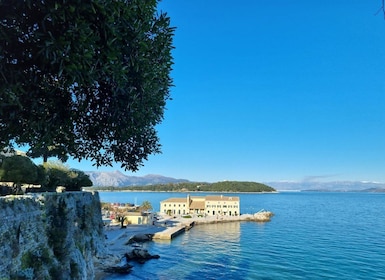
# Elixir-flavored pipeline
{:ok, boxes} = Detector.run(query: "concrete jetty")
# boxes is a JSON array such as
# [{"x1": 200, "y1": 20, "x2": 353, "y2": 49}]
[
  {"x1": 152, "y1": 225, "x2": 187, "y2": 240},
  {"x1": 152, "y1": 210, "x2": 273, "y2": 240}
]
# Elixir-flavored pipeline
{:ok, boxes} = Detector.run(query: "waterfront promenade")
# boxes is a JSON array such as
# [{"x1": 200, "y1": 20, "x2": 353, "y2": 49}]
[{"x1": 95, "y1": 210, "x2": 273, "y2": 278}]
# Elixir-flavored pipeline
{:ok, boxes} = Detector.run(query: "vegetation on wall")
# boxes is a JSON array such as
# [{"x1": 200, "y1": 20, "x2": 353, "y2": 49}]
[
  {"x1": 46, "y1": 198, "x2": 68, "y2": 261},
  {"x1": 0, "y1": 192, "x2": 105, "y2": 279}
]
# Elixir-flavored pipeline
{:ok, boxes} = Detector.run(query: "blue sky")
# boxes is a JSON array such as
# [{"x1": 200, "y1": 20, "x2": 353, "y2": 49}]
[{"x1": 67, "y1": 1, "x2": 385, "y2": 183}]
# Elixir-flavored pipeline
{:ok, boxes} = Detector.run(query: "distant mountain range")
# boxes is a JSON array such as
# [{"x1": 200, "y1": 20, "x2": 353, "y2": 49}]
[
  {"x1": 85, "y1": 171, "x2": 385, "y2": 192},
  {"x1": 85, "y1": 171, "x2": 189, "y2": 187}
]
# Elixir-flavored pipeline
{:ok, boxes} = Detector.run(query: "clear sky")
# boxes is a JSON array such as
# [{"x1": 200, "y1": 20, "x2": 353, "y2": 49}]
[{"x1": 66, "y1": 0, "x2": 385, "y2": 183}]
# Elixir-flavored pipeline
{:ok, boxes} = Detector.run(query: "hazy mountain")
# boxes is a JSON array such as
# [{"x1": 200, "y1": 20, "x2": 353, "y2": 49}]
[
  {"x1": 85, "y1": 171, "x2": 385, "y2": 191},
  {"x1": 85, "y1": 171, "x2": 189, "y2": 187},
  {"x1": 266, "y1": 181, "x2": 385, "y2": 192}
]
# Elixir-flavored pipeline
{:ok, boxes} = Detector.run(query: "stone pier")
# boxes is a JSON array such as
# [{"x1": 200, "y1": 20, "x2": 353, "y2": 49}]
[{"x1": 152, "y1": 225, "x2": 187, "y2": 240}]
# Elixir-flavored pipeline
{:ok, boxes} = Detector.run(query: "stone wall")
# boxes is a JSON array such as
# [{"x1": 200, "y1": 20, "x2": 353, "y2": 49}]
[{"x1": 0, "y1": 191, "x2": 107, "y2": 280}]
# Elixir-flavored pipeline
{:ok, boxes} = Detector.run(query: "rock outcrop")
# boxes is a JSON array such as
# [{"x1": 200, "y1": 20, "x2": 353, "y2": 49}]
[
  {"x1": 103, "y1": 263, "x2": 133, "y2": 274},
  {"x1": 125, "y1": 249, "x2": 160, "y2": 264},
  {"x1": 125, "y1": 233, "x2": 154, "y2": 244},
  {"x1": 0, "y1": 191, "x2": 107, "y2": 280}
]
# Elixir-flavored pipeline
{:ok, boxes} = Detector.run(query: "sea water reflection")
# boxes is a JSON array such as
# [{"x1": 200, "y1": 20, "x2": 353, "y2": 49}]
[{"x1": 101, "y1": 192, "x2": 385, "y2": 280}]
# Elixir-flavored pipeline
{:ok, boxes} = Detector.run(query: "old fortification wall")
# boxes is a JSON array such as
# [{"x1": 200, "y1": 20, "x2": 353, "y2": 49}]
[{"x1": 0, "y1": 191, "x2": 107, "y2": 280}]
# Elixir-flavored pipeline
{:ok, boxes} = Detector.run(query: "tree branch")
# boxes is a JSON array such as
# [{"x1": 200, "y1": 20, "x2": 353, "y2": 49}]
[{"x1": 375, "y1": 0, "x2": 385, "y2": 18}]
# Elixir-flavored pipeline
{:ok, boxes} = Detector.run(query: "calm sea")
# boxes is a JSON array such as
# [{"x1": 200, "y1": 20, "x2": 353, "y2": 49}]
[{"x1": 99, "y1": 191, "x2": 385, "y2": 280}]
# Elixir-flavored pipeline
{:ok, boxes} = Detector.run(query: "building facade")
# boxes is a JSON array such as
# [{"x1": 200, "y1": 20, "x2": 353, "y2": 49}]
[
  {"x1": 160, "y1": 195, "x2": 240, "y2": 216},
  {"x1": 125, "y1": 212, "x2": 154, "y2": 225}
]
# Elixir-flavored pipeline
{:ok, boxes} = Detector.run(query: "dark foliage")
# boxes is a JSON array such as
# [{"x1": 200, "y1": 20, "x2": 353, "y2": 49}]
[
  {"x1": 90, "y1": 181, "x2": 276, "y2": 192},
  {"x1": 0, "y1": 0, "x2": 174, "y2": 171}
]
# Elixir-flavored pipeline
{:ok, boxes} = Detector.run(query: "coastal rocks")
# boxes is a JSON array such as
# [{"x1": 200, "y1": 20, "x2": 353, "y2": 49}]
[
  {"x1": 103, "y1": 263, "x2": 133, "y2": 274},
  {"x1": 125, "y1": 248, "x2": 160, "y2": 264},
  {"x1": 239, "y1": 211, "x2": 274, "y2": 222},
  {"x1": 102, "y1": 248, "x2": 160, "y2": 276},
  {"x1": 125, "y1": 233, "x2": 154, "y2": 244},
  {"x1": 102, "y1": 234, "x2": 160, "y2": 276},
  {"x1": 253, "y1": 210, "x2": 274, "y2": 222}
]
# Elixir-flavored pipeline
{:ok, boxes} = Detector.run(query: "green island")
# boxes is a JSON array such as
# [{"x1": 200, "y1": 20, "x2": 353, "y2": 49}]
[{"x1": 87, "y1": 181, "x2": 276, "y2": 193}]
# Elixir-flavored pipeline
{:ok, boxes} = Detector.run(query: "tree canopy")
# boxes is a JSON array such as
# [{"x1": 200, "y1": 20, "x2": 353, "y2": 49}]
[
  {"x1": 0, "y1": 0, "x2": 174, "y2": 171},
  {"x1": 0, "y1": 156, "x2": 93, "y2": 194},
  {"x1": 43, "y1": 160, "x2": 92, "y2": 191},
  {"x1": 0, "y1": 154, "x2": 39, "y2": 193},
  {"x1": 139, "y1": 200, "x2": 153, "y2": 212}
]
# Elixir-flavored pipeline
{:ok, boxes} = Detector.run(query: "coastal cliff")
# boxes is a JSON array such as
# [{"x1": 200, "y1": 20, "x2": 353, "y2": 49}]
[{"x1": 0, "y1": 191, "x2": 107, "y2": 280}]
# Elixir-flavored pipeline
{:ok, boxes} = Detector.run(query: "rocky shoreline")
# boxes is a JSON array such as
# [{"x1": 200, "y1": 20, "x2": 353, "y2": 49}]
[
  {"x1": 93, "y1": 224, "x2": 164, "y2": 279},
  {"x1": 95, "y1": 210, "x2": 274, "y2": 278}
]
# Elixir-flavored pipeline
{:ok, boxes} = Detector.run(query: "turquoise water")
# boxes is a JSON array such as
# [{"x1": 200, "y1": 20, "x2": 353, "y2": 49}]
[{"x1": 99, "y1": 191, "x2": 385, "y2": 280}]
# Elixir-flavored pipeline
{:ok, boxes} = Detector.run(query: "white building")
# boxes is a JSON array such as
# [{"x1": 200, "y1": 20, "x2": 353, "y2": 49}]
[{"x1": 160, "y1": 195, "x2": 240, "y2": 216}]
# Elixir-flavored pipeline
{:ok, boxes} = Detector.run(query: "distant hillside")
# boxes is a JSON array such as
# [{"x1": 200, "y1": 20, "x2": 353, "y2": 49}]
[
  {"x1": 266, "y1": 181, "x2": 385, "y2": 192},
  {"x1": 85, "y1": 172, "x2": 385, "y2": 192},
  {"x1": 200, "y1": 181, "x2": 275, "y2": 192},
  {"x1": 90, "y1": 181, "x2": 276, "y2": 192},
  {"x1": 85, "y1": 171, "x2": 189, "y2": 187}
]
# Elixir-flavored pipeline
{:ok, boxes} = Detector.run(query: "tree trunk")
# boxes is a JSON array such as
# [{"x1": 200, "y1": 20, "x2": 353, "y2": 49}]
[{"x1": 12, "y1": 183, "x2": 22, "y2": 195}]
